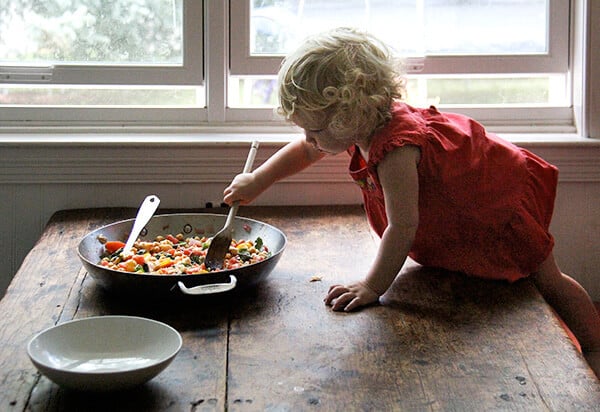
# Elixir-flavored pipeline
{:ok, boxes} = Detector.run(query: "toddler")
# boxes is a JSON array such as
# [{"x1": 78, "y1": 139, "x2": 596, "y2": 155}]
[{"x1": 223, "y1": 27, "x2": 600, "y2": 377}]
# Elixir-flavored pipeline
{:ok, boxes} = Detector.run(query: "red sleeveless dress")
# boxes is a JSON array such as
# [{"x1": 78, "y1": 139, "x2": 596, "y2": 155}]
[{"x1": 348, "y1": 103, "x2": 558, "y2": 282}]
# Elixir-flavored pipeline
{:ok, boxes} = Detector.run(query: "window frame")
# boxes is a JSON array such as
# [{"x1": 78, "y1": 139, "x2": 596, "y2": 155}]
[
  {"x1": 0, "y1": 0, "x2": 206, "y2": 126},
  {"x1": 0, "y1": 0, "x2": 203, "y2": 86},
  {"x1": 227, "y1": 0, "x2": 575, "y2": 132},
  {"x1": 0, "y1": 0, "x2": 598, "y2": 137}
]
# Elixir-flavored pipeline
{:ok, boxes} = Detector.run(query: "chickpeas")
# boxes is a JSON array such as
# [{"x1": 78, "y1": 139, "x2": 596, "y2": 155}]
[{"x1": 101, "y1": 234, "x2": 271, "y2": 274}]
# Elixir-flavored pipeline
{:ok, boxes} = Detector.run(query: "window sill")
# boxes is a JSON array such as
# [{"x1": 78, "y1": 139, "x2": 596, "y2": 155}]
[
  {"x1": 0, "y1": 131, "x2": 599, "y2": 186},
  {"x1": 501, "y1": 133, "x2": 600, "y2": 146},
  {"x1": 0, "y1": 130, "x2": 598, "y2": 145}
]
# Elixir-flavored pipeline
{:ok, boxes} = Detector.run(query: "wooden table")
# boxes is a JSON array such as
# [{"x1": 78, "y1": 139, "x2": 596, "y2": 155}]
[{"x1": 1, "y1": 206, "x2": 599, "y2": 411}]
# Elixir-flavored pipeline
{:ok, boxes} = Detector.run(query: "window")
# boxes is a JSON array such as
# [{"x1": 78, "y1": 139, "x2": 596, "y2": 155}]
[
  {"x1": 0, "y1": 0, "x2": 585, "y2": 133},
  {"x1": 0, "y1": 0, "x2": 204, "y2": 124},
  {"x1": 231, "y1": 0, "x2": 567, "y2": 74},
  {"x1": 230, "y1": 0, "x2": 572, "y2": 131}
]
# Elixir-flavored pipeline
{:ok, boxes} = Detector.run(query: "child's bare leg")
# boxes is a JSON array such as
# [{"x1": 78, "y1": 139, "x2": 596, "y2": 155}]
[{"x1": 531, "y1": 252, "x2": 600, "y2": 378}]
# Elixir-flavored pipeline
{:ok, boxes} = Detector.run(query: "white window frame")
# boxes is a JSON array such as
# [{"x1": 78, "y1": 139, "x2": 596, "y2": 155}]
[
  {"x1": 0, "y1": 0, "x2": 203, "y2": 85},
  {"x1": 582, "y1": 0, "x2": 600, "y2": 138},
  {"x1": 1, "y1": 0, "x2": 599, "y2": 137}
]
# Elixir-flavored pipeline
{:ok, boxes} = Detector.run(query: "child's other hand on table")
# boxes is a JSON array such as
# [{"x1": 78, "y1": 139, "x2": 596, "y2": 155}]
[{"x1": 325, "y1": 281, "x2": 379, "y2": 312}]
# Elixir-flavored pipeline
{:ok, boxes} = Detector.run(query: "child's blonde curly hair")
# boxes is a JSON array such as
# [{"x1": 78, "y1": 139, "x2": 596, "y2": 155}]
[{"x1": 278, "y1": 27, "x2": 405, "y2": 138}]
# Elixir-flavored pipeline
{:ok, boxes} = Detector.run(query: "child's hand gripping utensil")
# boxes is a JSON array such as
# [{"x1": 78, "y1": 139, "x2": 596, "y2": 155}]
[{"x1": 205, "y1": 141, "x2": 259, "y2": 271}]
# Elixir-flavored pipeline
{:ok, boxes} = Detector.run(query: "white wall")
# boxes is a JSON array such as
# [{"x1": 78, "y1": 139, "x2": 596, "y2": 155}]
[{"x1": 1, "y1": 140, "x2": 599, "y2": 299}]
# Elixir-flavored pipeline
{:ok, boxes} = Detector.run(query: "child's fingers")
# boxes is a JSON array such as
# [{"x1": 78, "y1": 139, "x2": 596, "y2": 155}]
[
  {"x1": 330, "y1": 292, "x2": 355, "y2": 311},
  {"x1": 326, "y1": 284, "x2": 365, "y2": 310},
  {"x1": 223, "y1": 186, "x2": 250, "y2": 205},
  {"x1": 342, "y1": 297, "x2": 362, "y2": 312},
  {"x1": 327, "y1": 284, "x2": 343, "y2": 294},
  {"x1": 326, "y1": 282, "x2": 380, "y2": 312},
  {"x1": 332, "y1": 292, "x2": 367, "y2": 312},
  {"x1": 324, "y1": 284, "x2": 346, "y2": 305},
  {"x1": 222, "y1": 191, "x2": 235, "y2": 205}
]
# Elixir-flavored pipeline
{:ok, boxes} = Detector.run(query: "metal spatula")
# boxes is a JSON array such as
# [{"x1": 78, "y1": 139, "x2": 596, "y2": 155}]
[
  {"x1": 205, "y1": 141, "x2": 259, "y2": 271},
  {"x1": 122, "y1": 194, "x2": 161, "y2": 256}
]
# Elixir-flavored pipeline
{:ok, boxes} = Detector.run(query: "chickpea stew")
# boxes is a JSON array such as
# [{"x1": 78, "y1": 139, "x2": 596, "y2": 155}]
[{"x1": 99, "y1": 233, "x2": 271, "y2": 275}]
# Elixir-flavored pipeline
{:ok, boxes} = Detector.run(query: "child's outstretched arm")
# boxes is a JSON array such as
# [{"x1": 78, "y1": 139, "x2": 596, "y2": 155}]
[
  {"x1": 325, "y1": 145, "x2": 420, "y2": 311},
  {"x1": 223, "y1": 138, "x2": 325, "y2": 205}
]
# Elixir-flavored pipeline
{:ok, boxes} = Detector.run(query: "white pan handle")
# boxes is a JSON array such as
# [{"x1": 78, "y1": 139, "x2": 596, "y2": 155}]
[{"x1": 176, "y1": 275, "x2": 237, "y2": 295}]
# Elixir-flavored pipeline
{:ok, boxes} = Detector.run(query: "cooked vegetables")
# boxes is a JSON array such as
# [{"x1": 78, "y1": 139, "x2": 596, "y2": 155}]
[
  {"x1": 104, "y1": 241, "x2": 126, "y2": 254},
  {"x1": 99, "y1": 233, "x2": 270, "y2": 275}
]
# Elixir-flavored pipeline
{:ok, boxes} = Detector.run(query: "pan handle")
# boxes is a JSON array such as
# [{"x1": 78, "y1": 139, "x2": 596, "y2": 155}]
[{"x1": 176, "y1": 276, "x2": 237, "y2": 295}]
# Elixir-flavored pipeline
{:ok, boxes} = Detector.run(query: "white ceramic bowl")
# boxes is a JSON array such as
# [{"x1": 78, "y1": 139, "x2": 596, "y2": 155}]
[{"x1": 27, "y1": 316, "x2": 182, "y2": 391}]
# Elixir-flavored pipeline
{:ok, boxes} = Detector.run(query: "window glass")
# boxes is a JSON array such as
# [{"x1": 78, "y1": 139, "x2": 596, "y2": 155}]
[
  {"x1": 229, "y1": 74, "x2": 567, "y2": 108},
  {"x1": 0, "y1": 0, "x2": 183, "y2": 65},
  {"x1": 0, "y1": 0, "x2": 204, "y2": 110},
  {"x1": 250, "y1": 0, "x2": 548, "y2": 57},
  {"x1": 232, "y1": 0, "x2": 562, "y2": 109},
  {"x1": 0, "y1": 85, "x2": 202, "y2": 106}
]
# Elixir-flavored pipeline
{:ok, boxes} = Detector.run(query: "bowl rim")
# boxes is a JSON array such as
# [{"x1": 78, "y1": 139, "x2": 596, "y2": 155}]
[{"x1": 27, "y1": 315, "x2": 183, "y2": 375}]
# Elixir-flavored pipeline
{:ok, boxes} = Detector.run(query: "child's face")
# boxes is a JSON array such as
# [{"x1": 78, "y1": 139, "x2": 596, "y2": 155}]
[{"x1": 291, "y1": 110, "x2": 352, "y2": 155}]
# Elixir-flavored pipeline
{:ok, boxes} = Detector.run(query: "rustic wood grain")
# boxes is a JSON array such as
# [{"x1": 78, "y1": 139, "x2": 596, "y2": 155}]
[
  {"x1": 1, "y1": 205, "x2": 598, "y2": 411},
  {"x1": 0, "y1": 209, "x2": 113, "y2": 411},
  {"x1": 224, "y1": 208, "x2": 600, "y2": 411}
]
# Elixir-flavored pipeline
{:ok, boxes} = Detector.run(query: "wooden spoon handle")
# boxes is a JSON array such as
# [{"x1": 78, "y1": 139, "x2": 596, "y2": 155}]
[
  {"x1": 242, "y1": 140, "x2": 259, "y2": 174},
  {"x1": 223, "y1": 141, "x2": 259, "y2": 230}
]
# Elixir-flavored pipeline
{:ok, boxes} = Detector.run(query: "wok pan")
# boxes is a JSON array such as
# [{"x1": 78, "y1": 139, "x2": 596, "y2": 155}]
[{"x1": 77, "y1": 213, "x2": 286, "y2": 297}]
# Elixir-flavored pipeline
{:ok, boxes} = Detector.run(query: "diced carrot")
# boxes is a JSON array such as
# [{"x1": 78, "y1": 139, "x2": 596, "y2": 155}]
[
  {"x1": 132, "y1": 255, "x2": 146, "y2": 265},
  {"x1": 166, "y1": 234, "x2": 180, "y2": 244},
  {"x1": 105, "y1": 241, "x2": 126, "y2": 253}
]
